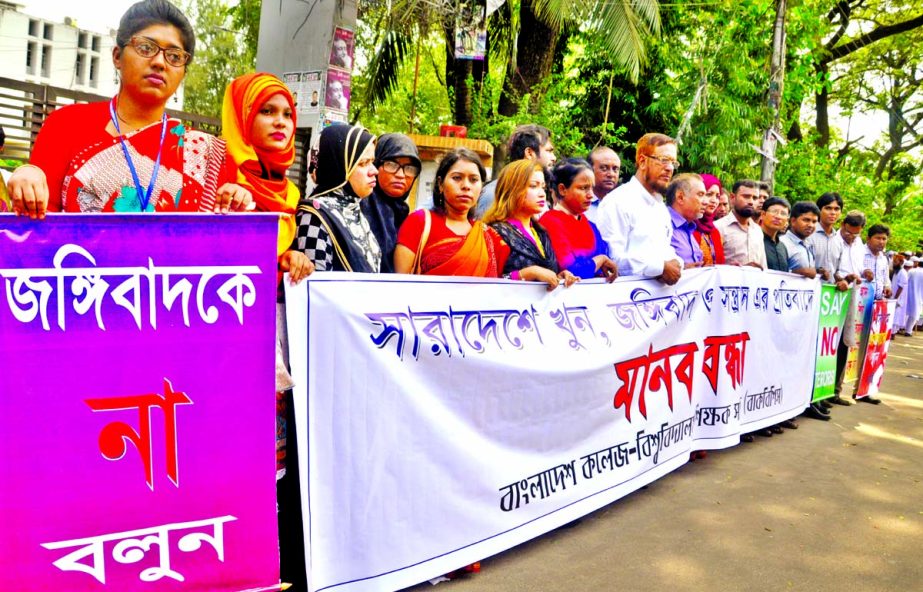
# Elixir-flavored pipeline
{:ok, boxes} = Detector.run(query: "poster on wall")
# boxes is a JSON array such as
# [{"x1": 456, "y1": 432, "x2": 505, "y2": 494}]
[
  {"x1": 324, "y1": 69, "x2": 351, "y2": 113},
  {"x1": 328, "y1": 27, "x2": 354, "y2": 71},
  {"x1": 299, "y1": 71, "x2": 323, "y2": 115},
  {"x1": 455, "y1": 0, "x2": 487, "y2": 59},
  {"x1": 283, "y1": 71, "x2": 323, "y2": 116}
]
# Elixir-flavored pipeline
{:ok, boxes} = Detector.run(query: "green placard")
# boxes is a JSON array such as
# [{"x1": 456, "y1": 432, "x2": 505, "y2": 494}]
[{"x1": 812, "y1": 285, "x2": 852, "y2": 402}]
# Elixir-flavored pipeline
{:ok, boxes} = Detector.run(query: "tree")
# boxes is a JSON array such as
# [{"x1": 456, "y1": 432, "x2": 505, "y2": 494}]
[
  {"x1": 811, "y1": 0, "x2": 923, "y2": 147},
  {"x1": 497, "y1": 0, "x2": 661, "y2": 117},
  {"x1": 179, "y1": 0, "x2": 258, "y2": 118}
]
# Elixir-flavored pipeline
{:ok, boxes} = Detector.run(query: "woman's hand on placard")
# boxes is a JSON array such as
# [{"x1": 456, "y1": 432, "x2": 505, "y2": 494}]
[
  {"x1": 279, "y1": 250, "x2": 315, "y2": 284},
  {"x1": 214, "y1": 183, "x2": 253, "y2": 213},
  {"x1": 7, "y1": 165, "x2": 49, "y2": 220}
]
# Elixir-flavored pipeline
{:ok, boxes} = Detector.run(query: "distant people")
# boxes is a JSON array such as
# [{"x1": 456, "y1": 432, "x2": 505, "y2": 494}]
[
  {"x1": 753, "y1": 181, "x2": 770, "y2": 222},
  {"x1": 483, "y1": 159, "x2": 577, "y2": 290},
  {"x1": 759, "y1": 197, "x2": 790, "y2": 272},
  {"x1": 664, "y1": 173, "x2": 705, "y2": 268},
  {"x1": 902, "y1": 258, "x2": 923, "y2": 336},
  {"x1": 361, "y1": 133, "x2": 421, "y2": 273},
  {"x1": 6, "y1": 0, "x2": 251, "y2": 217},
  {"x1": 394, "y1": 148, "x2": 508, "y2": 277},
  {"x1": 294, "y1": 123, "x2": 380, "y2": 272},
  {"x1": 596, "y1": 133, "x2": 683, "y2": 284},
  {"x1": 714, "y1": 188, "x2": 730, "y2": 220},
  {"x1": 540, "y1": 158, "x2": 618, "y2": 280},
  {"x1": 586, "y1": 146, "x2": 620, "y2": 223},
  {"x1": 893, "y1": 256, "x2": 911, "y2": 335},
  {"x1": 779, "y1": 201, "x2": 821, "y2": 279},
  {"x1": 330, "y1": 38, "x2": 352, "y2": 69},
  {"x1": 694, "y1": 174, "x2": 725, "y2": 265},
  {"x1": 475, "y1": 124, "x2": 555, "y2": 218},
  {"x1": 715, "y1": 180, "x2": 767, "y2": 269},
  {"x1": 808, "y1": 192, "x2": 844, "y2": 283}
]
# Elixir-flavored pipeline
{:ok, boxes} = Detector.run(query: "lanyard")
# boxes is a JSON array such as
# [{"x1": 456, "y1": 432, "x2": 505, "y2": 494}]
[{"x1": 109, "y1": 97, "x2": 167, "y2": 212}]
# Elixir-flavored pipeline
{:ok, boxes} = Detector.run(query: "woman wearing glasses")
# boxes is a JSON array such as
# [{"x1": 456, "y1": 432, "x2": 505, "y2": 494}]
[
  {"x1": 394, "y1": 147, "x2": 508, "y2": 277},
  {"x1": 361, "y1": 134, "x2": 422, "y2": 273},
  {"x1": 6, "y1": 0, "x2": 250, "y2": 217}
]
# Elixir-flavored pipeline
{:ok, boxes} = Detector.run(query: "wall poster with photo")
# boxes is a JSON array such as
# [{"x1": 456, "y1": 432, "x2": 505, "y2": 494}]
[
  {"x1": 324, "y1": 69, "x2": 351, "y2": 113},
  {"x1": 329, "y1": 27, "x2": 355, "y2": 71}
]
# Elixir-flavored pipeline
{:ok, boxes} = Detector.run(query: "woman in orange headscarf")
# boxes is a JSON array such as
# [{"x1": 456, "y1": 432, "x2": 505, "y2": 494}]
[
  {"x1": 222, "y1": 72, "x2": 313, "y2": 470},
  {"x1": 222, "y1": 72, "x2": 313, "y2": 281},
  {"x1": 222, "y1": 72, "x2": 313, "y2": 586}
]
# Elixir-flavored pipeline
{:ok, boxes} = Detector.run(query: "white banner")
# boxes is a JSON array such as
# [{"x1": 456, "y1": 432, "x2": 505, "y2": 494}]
[{"x1": 286, "y1": 266, "x2": 820, "y2": 592}]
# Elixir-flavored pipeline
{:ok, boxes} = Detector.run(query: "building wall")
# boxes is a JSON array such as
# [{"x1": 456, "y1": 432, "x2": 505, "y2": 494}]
[{"x1": 0, "y1": 7, "x2": 118, "y2": 96}]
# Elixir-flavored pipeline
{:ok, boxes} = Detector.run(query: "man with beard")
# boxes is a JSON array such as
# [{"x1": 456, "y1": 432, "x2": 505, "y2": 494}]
[
  {"x1": 360, "y1": 134, "x2": 421, "y2": 273},
  {"x1": 715, "y1": 180, "x2": 767, "y2": 269},
  {"x1": 586, "y1": 146, "x2": 621, "y2": 223},
  {"x1": 596, "y1": 133, "x2": 683, "y2": 284}
]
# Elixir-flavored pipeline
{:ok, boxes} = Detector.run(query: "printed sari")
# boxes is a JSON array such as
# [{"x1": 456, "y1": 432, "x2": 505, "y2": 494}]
[{"x1": 60, "y1": 118, "x2": 226, "y2": 213}]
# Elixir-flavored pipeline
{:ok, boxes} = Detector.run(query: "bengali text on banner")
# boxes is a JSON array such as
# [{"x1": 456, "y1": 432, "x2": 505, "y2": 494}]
[{"x1": 286, "y1": 266, "x2": 821, "y2": 592}]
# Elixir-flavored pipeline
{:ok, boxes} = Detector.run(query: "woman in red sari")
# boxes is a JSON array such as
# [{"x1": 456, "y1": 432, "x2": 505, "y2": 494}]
[
  {"x1": 394, "y1": 148, "x2": 508, "y2": 277},
  {"x1": 6, "y1": 0, "x2": 250, "y2": 218}
]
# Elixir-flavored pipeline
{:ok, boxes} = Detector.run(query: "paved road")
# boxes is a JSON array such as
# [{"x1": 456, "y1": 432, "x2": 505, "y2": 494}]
[{"x1": 406, "y1": 335, "x2": 923, "y2": 592}]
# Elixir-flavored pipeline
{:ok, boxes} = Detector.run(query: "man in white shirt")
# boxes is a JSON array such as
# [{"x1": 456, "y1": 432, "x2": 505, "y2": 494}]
[
  {"x1": 862, "y1": 224, "x2": 892, "y2": 300},
  {"x1": 714, "y1": 180, "x2": 767, "y2": 269},
  {"x1": 893, "y1": 257, "x2": 911, "y2": 335},
  {"x1": 807, "y1": 192, "x2": 843, "y2": 282},
  {"x1": 832, "y1": 210, "x2": 867, "y2": 403},
  {"x1": 903, "y1": 258, "x2": 923, "y2": 335},
  {"x1": 596, "y1": 133, "x2": 683, "y2": 284},
  {"x1": 586, "y1": 146, "x2": 620, "y2": 224}
]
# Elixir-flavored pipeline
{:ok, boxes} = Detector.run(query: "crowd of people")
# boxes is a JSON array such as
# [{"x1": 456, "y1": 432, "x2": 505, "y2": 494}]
[{"x1": 2, "y1": 0, "x2": 922, "y2": 585}]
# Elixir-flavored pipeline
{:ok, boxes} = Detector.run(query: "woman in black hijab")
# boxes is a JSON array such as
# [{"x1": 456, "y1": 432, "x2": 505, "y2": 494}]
[
  {"x1": 360, "y1": 133, "x2": 421, "y2": 273},
  {"x1": 293, "y1": 123, "x2": 380, "y2": 272}
]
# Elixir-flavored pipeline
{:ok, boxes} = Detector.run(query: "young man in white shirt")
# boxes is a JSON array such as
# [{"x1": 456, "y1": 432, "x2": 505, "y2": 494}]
[
  {"x1": 832, "y1": 210, "x2": 868, "y2": 404},
  {"x1": 596, "y1": 133, "x2": 682, "y2": 284}
]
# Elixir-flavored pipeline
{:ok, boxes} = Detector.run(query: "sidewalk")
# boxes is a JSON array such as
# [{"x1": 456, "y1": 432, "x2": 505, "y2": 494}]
[{"x1": 408, "y1": 336, "x2": 923, "y2": 592}]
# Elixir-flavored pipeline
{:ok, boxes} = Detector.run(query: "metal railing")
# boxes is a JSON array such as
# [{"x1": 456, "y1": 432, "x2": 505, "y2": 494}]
[{"x1": 0, "y1": 76, "x2": 310, "y2": 195}]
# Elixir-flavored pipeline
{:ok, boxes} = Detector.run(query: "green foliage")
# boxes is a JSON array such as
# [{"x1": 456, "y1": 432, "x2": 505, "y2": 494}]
[
  {"x1": 179, "y1": 0, "x2": 257, "y2": 119},
  {"x1": 349, "y1": 0, "x2": 923, "y2": 247}
]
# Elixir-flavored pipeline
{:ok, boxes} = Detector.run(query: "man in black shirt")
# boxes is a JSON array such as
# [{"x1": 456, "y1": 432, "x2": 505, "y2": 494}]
[{"x1": 760, "y1": 197, "x2": 790, "y2": 272}]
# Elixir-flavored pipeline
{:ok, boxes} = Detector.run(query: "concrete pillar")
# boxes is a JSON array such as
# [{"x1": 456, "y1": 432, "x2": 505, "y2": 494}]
[{"x1": 256, "y1": 0, "x2": 357, "y2": 192}]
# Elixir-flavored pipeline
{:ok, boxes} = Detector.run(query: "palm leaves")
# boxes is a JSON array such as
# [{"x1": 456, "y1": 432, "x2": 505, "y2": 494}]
[
  {"x1": 530, "y1": 0, "x2": 661, "y2": 84},
  {"x1": 357, "y1": 0, "x2": 661, "y2": 113}
]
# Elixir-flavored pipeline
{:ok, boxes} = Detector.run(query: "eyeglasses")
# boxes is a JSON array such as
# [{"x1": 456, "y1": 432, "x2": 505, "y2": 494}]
[
  {"x1": 128, "y1": 36, "x2": 191, "y2": 67},
  {"x1": 644, "y1": 154, "x2": 680, "y2": 168},
  {"x1": 765, "y1": 209, "x2": 789, "y2": 219},
  {"x1": 380, "y1": 160, "x2": 421, "y2": 177}
]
